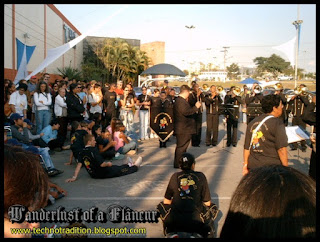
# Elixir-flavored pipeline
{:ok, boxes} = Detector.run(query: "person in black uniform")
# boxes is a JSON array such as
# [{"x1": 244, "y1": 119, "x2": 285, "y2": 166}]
[
  {"x1": 102, "y1": 83, "x2": 117, "y2": 129},
  {"x1": 188, "y1": 83, "x2": 205, "y2": 147},
  {"x1": 224, "y1": 86, "x2": 243, "y2": 147},
  {"x1": 288, "y1": 85, "x2": 310, "y2": 152},
  {"x1": 274, "y1": 83, "x2": 288, "y2": 125},
  {"x1": 149, "y1": 89, "x2": 161, "y2": 139},
  {"x1": 245, "y1": 83, "x2": 263, "y2": 125},
  {"x1": 204, "y1": 85, "x2": 222, "y2": 146},
  {"x1": 173, "y1": 85, "x2": 201, "y2": 168}
]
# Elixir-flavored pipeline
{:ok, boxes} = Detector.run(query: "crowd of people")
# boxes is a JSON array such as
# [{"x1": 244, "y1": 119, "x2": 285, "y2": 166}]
[{"x1": 3, "y1": 74, "x2": 316, "y2": 238}]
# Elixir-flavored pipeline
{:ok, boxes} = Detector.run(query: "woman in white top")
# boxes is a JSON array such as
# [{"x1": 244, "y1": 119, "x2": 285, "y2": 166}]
[
  {"x1": 88, "y1": 83, "x2": 103, "y2": 124},
  {"x1": 34, "y1": 81, "x2": 52, "y2": 134},
  {"x1": 54, "y1": 87, "x2": 68, "y2": 142},
  {"x1": 8, "y1": 83, "x2": 28, "y2": 119}
]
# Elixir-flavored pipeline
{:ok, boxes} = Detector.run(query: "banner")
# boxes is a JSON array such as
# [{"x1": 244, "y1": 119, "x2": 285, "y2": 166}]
[
  {"x1": 25, "y1": 5, "x2": 128, "y2": 80},
  {"x1": 272, "y1": 37, "x2": 296, "y2": 67},
  {"x1": 14, "y1": 38, "x2": 36, "y2": 84},
  {"x1": 150, "y1": 104, "x2": 174, "y2": 142}
]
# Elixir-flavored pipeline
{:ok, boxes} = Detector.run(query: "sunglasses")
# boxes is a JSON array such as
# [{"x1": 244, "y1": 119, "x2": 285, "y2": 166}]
[
  {"x1": 77, "y1": 86, "x2": 82, "y2": 89},
  {"x1": 124, "y1": 89, "x2": 129, "y2": 91}
]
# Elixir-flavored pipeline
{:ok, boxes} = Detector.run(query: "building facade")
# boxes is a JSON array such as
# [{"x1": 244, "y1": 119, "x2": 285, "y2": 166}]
[
  {"x1": 4, "y1": 4, "x2": 83, "y2": 82},
  {"x1": 140, "y1": 41, "x2": 165, "y2": 67}
]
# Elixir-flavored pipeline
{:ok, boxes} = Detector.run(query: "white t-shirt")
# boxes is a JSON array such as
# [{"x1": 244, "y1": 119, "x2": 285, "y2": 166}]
[
  {"x1": 8, "y1": 91, "x2": 27, "y2": 116},
  {"x1": 88, "y1": 92, "x2": 102, "y2": 114}
]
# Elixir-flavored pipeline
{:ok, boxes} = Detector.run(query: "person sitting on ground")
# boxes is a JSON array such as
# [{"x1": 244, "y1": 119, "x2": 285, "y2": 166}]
[
  {"x1": 46, "y1": 181, "x2": 68, "y2": 206},
  {"x1": 24, "y1": 118, "x2": 44, "y2": 146},
  {"x1": 92, "y1": 125, "x2": 117, "y2": 160},
  {"x1": 66, "y1": 121, "x2": 88, "y2": 165},
  {"x1": 220, "y1": 165, "x2": 316, "y2": 239},
  {"x1": 65, "y1": 134, "x2": 142, "y2": 182},
  {"x1": 113, "y1": 123, "x2": 138, "y2": 155},
  {"x1": 39, "y1": 119, "x2": 70, "y2": 151},
  {"x1": 4, "y1": 144, "x2": 49, "y2": 238},
  {"x1": 157, "y1": 152, "x2": 218, "y2": 238}
]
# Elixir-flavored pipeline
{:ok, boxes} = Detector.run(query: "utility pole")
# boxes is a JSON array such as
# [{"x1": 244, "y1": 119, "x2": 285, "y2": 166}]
[
  {"x1": 185, "y1": 25, "x2": 195, "y2": 75},
  {"x1": 292, "y1": 4, "x2": 303, "y2": 88},
  {"x1": 220, "y1": 46, "x2": 229, "y2": 82}
]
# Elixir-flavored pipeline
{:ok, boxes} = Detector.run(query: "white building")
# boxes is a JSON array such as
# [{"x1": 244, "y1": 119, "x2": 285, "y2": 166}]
[
  {"x1": 4, "y1": 4, "x2": 83, "y2": 82},
  {"x1": 198, "y1": 71, "x2": 228, "y2": 82}
]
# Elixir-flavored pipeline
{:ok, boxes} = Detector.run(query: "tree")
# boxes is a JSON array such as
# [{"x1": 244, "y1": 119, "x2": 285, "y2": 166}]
[
  {"x1": 253, "y1": 54, "x2": 290, "y2": 77},
  {"x1": 226, "y1": 63, "x2": 240, "y2": 80},
  {"x1": 57, "y1": 66, "x2": 83, "y2": 81}
]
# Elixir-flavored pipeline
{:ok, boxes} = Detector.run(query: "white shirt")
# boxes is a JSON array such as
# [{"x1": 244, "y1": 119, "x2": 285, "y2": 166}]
[
  {"x1": 88, "y1": 92, "x2": 102, "y2": 114},
  {"x1": 33, "y1": 92, "x2": 52, "y2": 111},
  {"x1": 8, "y1": 91, "x2": 27, "y2": 116},
  {"x1": 54, "y1": 94, "x2": 67, "y2": 117}
]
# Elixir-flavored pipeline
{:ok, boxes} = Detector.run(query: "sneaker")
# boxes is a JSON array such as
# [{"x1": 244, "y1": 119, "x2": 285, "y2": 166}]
[
  {"x1": 126, "y1": 157, "x2": 134, "y2": 167},
  {"x1": 47, "y1": 169, "x2": 59, "y2": 177},
  {"x1": 134, "y1": 156, "x2": 143, "y2": 167},
  {"x1": 127, "y1": 150, "x2": 136, "y2": 155}
]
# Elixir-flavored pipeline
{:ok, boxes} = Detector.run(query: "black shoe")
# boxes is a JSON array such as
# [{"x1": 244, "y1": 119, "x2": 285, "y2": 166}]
[
  {"x1": 206, "y1": 144, "x2": 210, "y2": 147},
  {"x1": 301, "y1": 146, "x2": 307, "y2": 152},
  {"x1": 233, "y1": 144, "x2": 237, "y2": 147},
  {"x1": 47, "y1": 169, "x2": 59, "y2": 177},
  {"x1": 226, "y1": 143, "x2": 231, "y2": 147},
  {"x1": 291, "y1": 147, "x2": 298, "y2": 151},
  {"x1": 212, "y1": 143, "x2": 217, "y2": 147},
  {"x1": 163, "y1": 143, "x2": 167, "y2": 148}
]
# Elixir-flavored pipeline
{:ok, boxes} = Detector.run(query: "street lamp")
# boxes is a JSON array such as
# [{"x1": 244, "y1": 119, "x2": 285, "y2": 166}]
[
  {"x1": 292, "y1": 4, "x2": 303, "y2": 87},
  {"x1": 185, "y1": 25, "x2": 196, "y2": 74}
]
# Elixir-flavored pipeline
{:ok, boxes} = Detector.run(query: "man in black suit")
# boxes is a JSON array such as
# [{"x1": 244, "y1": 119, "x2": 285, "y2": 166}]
[{"x1": 173, "y1": 85, "x2": 201, "y2": 168}]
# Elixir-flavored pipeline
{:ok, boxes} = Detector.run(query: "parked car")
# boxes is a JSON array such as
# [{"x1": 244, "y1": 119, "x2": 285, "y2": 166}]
[{"x1": 278, "y1": 75, "x2": 293, "y2": 81}]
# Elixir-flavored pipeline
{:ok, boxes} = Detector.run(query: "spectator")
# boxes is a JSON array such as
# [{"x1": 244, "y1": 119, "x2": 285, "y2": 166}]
[
  {"x1": 27, "y1": 76, "x2": 38, "y2": 121},
  {"x1": 157, "y1": 152, "x2": 218, "y2": 238},
  {"x1": 93, "y1": 125, "x2": 117, "y2": 160},
  {"x1": 102, "y1": 83, "x2": 117, "y2": 128},
  {"x1": 243, "y1": 94, "x2": 288, "y2": 175},
  {"x1": 65, "y1": 134, "x2": 142, "y2": 182},
  {"x1": 78, "y1": 82, "x2": 89, "y2": 119},
  {"x1": 66, "y1": 83, "x2": 85, "y2": 136},
  {"x1": 136, "y1": 86, "x2": 151, "y2": 141},
  {"x1": 34, "y1": 81, "x2": 52, "y2": 134},
  {"x1": 119, "y1": 86, "x2": 135, "y2": 133},
  {"x1": 66, "y1": 121, "x2": 88, "y2": 165},
  {"x1": 149, "y1": 89, "x2": 161, "y2": 139},
  {"x1": 54, "y1": 87, "x2": 68, "y2": 142},
  {"x1": 4, "y1": 84, "x2": 13, "y2": 122},
  {"x1": 113, "y1": 123, "x2": 137, "y2": 155},
  {"x1": 220, "y1": 165, "x2": 316, "y2": 238},
  {"x1": 23, "y1": 118, "x2": 43, "y2": 146},
  {"x1": 47, "y1": 181, "x2": 67, "y2": 206},
  {"x1": 5, "y1": 123, "x2": 63, "y2": 176},
  {"x1": 9, "y1": 82, "x2": 28, "y2": 119},
  {"x1": 88, "y1": 83, "x2": 103, "y2": 124},
  {"x1": 39, "y1": 119, "x2": 70, "y2": 151},
  {"x1": 4, "y1": 144, "x2": 49, "y2": 238}
]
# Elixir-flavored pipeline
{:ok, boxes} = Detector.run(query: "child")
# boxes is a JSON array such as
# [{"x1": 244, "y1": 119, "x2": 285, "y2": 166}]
[{"x1": 113, "y1": 123, "x2": 137, "y2": 155}]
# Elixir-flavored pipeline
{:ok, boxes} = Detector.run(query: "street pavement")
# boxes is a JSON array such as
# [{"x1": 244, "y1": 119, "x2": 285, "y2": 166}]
[{"x1": 41, "y1": 110, "x2": 312, "y2": 238}]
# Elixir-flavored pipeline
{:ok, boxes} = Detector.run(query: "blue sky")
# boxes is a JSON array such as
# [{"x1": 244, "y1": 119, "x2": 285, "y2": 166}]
[{"x1": 55, "y1": 4, "x2": 316, "y2": 72}]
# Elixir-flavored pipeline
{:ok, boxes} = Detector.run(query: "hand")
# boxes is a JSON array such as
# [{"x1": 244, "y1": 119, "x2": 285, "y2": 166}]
[
  {"x1": 39, "y1": 100, "x2": 44, "y2": 104},
  {"x1": 195, "y1": 101, "x2": 201, "y2": 109},
  {"x1": 111, "y1": 141, "x2": 117, "y2": 146},
  {"x1": 65, "y1": 177, "x2": 76, "y2": 183},
  {"x1": 242, "y1": 164, "x2": 249, "y2": 176},
  {"x1": 22, "y1": 122, "x2": 28, "y2": 128},
  {"x1": 40, "y1": 133, "x2": 44, "y2": 137},
  {"x1": 64, "y1": 161, "x2": 72, "y2": 165}
]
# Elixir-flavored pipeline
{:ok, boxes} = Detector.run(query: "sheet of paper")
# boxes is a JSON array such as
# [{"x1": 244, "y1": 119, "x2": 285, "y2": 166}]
[{"x1": 285, "y1": 126, "x2": 310, "y2": 144}]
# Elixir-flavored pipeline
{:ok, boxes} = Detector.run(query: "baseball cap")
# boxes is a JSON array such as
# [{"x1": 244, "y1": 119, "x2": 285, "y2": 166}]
[
  {"x1": 10, "y1": 113, "x2": 24, "y2": 122},
  {"x1": 23, "y1": 118, "x2": 34, "y2": 126}
]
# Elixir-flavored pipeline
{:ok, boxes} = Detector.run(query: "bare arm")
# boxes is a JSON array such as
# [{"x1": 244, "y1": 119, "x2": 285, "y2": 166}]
[
  {"x1": 65, "y1": 163, "x2": 82, "y2": 182},
  {"x1": 243, "y1": 149, "x2": 250, "y2": 175},
  {"x1": 163, "y1": 198, "x2": 172, "y2": 205},
  {"x1": 277, "y1": 147, "x2": 288, "y2": 166}
]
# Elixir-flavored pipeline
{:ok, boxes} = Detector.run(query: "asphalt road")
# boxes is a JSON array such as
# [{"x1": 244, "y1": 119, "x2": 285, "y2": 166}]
[{"x1": 41, "y1": 110, "x2": 312, "y2": 238}]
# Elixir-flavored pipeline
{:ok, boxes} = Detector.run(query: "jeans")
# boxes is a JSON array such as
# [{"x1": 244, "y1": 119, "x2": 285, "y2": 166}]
[
  {"x1": 139, "y1": 110, "x2": 150, "y2": 139},
  {"x1": 36, "y1": 109, "x2": 51, "y2": 134},
  {"x1": 38, "y1": 147, "x2": 55, "y2": 170},
  {"x1": 120, "y1": 109, "x2": 134, "y2": 133},
  {"x1": 118, "y1": 141, "x2": 137, "y2": 154}
]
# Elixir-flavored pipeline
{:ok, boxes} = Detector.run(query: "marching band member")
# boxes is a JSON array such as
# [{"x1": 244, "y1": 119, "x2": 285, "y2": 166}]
[
  {"x1": 224, "y1": 86, "x2": 243, "y2": 147},
  {"x1": 188, "y1": 83, "x2": 205, "y2": 147},
  {"x1": 204, "y1": 85, "x2": 223, "y2": 147},
  {"x1": 245, "y1": 83, "x2": 263, "y2": 124},
  {"x1": 274, "y1": 83, "x2": 288, "y2": 125},
  {"x1": 287, "y1": 84, "x2": 309, "y2": 152}
]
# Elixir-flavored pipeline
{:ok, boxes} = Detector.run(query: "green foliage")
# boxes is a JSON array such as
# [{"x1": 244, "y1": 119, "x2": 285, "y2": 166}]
[
  {"x1": 253, "y1": 54, "x2": 290, "y2": 77},
  {"x1": 226, "y1": 63, "x2": 240, "y2": 80},
  {"x1": 57, "y1": 66, "x2": 83, "y2": 80}
]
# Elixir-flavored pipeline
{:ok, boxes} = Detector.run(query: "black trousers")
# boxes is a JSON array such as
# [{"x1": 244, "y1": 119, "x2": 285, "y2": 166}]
[
  {"x1": 292, "y1": 116, "x2": 307, "y2": 149},
  {"x1": 57, "y1": 117, "x2": 68, "y2": 141},
  {"x1": 39, "y1": 136, "x2": 65, "y2": 150},
  {"x1": 98, "y1": 164, "x2": 138, "y2": 178},
  {"x1": 102, "y1": 110, "x2": 116, "y2": 130},
  {"x1": 68, "y1": 116, "x2": 84, "y2": 139},
  {"x1": 174, "y1": 133, "x2": 192, "y2": 168},
  {"x1": 206, "y1": 114, "x2": 219, "y2": 145},
  {"x1": 100, "y1": 147, "x2": 116, "y2": 160},
  {"x1": 226, "y1": 118, "x2": 238, "y2": 145},
  {"x1": 191, "y1": 113, "x2": 202, "y2": 146}
]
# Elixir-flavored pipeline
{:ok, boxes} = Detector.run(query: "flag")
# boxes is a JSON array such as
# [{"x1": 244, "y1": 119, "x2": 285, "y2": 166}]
[
  {"x1": 14, "y1": 38, "x2": 36, "y2": 84},
  {"x1": 25, "y1": 5, "x2": 128, "y2": 80},
  {"x1": 272, "y1": 37, "x2": 296, "y2": 67}
]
